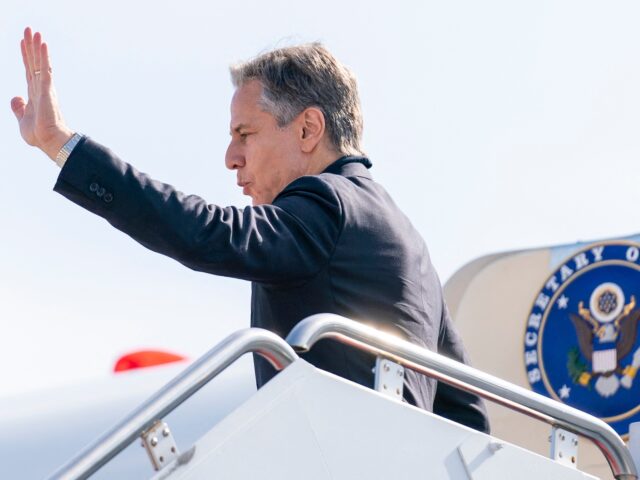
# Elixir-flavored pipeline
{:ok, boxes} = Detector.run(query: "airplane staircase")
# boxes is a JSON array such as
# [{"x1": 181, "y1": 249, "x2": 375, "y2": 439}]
[{"x1": 46, "y1": 315, "x2": 639, "y2": 480}]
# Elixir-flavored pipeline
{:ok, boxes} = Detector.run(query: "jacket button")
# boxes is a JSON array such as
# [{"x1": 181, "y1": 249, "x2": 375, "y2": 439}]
[
  {"x1": 89, "y1": 182, "x2": 99, "y2": 192},
  {"x1": 103, "y1": 193, "x2": 113, "y2": 203},
  {"x1": 96, "y1": 187, "x2": 106, "y2": 198}
]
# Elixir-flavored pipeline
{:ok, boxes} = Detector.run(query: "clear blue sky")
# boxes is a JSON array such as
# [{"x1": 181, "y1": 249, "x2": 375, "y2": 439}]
[{"x1": 2, "y1": 0, "x2": 640, "y2": 395}]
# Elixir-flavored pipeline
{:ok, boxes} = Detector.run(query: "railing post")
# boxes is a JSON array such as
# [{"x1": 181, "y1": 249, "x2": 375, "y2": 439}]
[{"x1": 630, "y1": 422, "x2": 640, "y2": 473}]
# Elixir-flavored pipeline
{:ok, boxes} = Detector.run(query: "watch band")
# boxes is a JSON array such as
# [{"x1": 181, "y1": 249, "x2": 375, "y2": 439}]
[{"x1": 55, "y1": 133, "x2": 84, "y2": 168}]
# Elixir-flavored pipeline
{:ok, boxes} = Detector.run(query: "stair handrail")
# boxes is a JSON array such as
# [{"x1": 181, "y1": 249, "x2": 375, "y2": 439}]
[
  {"x1": 49, "y1": 328, "x2": 298, "y2": 480},
  {"x1": 286, "y1": 313, "x2": 638, "y2": 480}
]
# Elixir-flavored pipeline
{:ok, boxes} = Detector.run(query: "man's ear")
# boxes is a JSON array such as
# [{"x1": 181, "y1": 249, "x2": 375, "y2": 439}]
[{"x1": 299, "y1": 107, "x2": 326, "y2": 153}]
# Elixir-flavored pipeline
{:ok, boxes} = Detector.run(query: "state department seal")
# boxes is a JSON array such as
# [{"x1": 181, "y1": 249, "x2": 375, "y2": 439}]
[{"x1": 524, "y1": 241, "x2": 640, "y2": 436}]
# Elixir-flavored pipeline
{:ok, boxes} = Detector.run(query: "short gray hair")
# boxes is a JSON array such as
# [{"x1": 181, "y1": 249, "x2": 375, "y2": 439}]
[{"x1": 230, "y1": 43, "x2": 364, "y2": 156}]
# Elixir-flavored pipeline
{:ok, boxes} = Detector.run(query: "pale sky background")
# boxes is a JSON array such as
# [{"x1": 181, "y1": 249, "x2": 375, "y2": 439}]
[{"x1": 1, "y1": 0, "x2": 640, "y2": 396}]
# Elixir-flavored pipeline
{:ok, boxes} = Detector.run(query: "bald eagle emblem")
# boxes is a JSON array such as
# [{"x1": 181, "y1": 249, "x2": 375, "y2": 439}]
[{"x1": 569, "y1": 283, "x2": 640, "y2": 397}]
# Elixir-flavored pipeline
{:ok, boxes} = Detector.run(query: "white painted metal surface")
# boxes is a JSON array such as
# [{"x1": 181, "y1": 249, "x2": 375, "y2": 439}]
[
  {"x1": 141, "y1": 421, "x2": 180, "y2": 472},
  {"x1": 373, "y1": 357, "x2": 404, "y2": 400},
  {"x1": 550, "y1": 427, "x2": 579, "y2": 469},
  {"x1": 152, "y1": 360, "x2": 598, "y2": 480}
]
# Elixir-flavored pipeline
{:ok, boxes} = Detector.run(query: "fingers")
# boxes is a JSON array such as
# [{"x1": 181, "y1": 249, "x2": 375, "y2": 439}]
[
  {"x1": 21, "y1": 27, "x2": 53, "y2": 96},
  {"x1": 33, "y1": 31, "x2": 42, "y2": 75},
  {"x1": 41, "y1": 42, "x2": 53, "y2": 85},
  {"x1": 24, "y1": 27, "x2": 35, "y2": 77},
  {"x1": 10, "y1": 97, "x2": 26, "y2": 120},
  {"x1": 20, "y1": 39, "x2": 31, "y2": 83}
]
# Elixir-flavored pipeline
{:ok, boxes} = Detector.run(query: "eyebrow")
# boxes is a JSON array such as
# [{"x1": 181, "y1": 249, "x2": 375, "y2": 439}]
[{"x1": 230, "y1": 123, "x2": 250, "y2": 135}]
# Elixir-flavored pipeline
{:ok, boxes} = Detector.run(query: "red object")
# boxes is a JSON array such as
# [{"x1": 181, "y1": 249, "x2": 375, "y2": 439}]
[{"x1": 113, "y1": 350, "x2": 187, "y2": 373}]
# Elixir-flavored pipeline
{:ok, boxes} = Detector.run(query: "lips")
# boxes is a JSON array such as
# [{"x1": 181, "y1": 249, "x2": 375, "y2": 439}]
[{"x1": 237, "y1": 180, "x2": 251, "y2": 195}]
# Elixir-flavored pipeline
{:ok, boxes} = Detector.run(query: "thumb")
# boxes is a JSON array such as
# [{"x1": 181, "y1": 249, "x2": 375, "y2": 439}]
[{"x1": 10, "y1": 96, "x2": 26, "y2": 120}]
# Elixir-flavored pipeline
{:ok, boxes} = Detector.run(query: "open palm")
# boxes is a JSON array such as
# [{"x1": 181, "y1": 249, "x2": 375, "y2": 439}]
[{"x1": 11, "y1": 27, "x2": 72, "y2": 160}]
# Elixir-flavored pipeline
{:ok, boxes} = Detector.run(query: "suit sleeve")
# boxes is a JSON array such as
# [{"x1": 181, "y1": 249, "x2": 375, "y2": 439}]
[
  {"x1": 53, "y1": 137, "x2": 343, "y2": 284},
  {"x1": 433, "y1": 304, "x2": 491, "y2": 433}
]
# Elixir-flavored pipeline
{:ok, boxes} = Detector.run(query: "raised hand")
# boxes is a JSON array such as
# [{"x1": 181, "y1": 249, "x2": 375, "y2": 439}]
[{"x1": 11, "y1": 27, "x2": 73, "y2": 161}]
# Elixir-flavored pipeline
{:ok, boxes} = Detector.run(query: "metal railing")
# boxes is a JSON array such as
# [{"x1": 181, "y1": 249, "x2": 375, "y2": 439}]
[
  {"x1": 286, "y1": 313, "x2": 638, "y2": 480},
  {"x1": 48, "y1": 328, "x2": 298, "y2": 480}
]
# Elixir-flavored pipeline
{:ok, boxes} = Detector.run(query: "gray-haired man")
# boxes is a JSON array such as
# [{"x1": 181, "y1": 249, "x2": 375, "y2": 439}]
[{"x1": 11, "y1": 27, "x2": 489, "y2": 432}]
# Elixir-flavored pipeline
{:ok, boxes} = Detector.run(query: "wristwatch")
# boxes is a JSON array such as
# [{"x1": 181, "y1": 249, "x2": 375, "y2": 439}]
[{"x1": 55, "y1": 133, "x2": 84, "y2": 168}]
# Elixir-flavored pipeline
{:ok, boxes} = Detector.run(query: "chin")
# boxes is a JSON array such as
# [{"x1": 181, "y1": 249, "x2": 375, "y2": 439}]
[{"x1": 248, "y1": 190, "x2": 276, "y2": 206}]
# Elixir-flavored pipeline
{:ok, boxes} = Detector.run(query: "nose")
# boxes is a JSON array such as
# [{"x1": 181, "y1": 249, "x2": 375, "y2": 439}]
[{"x1": 225, "y1": 141, "x2": 245, "y2": 170}]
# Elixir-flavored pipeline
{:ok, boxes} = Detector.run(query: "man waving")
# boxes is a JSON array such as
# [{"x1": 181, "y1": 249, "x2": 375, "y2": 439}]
[{"x1": 11, "y1": 27, "x2": 489, "y2": 433}]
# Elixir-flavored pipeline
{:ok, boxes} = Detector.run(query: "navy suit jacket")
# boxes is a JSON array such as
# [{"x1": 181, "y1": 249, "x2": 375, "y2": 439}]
[{"x1": 54, "y1": 137, "x2": 489, "y2": 433}]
